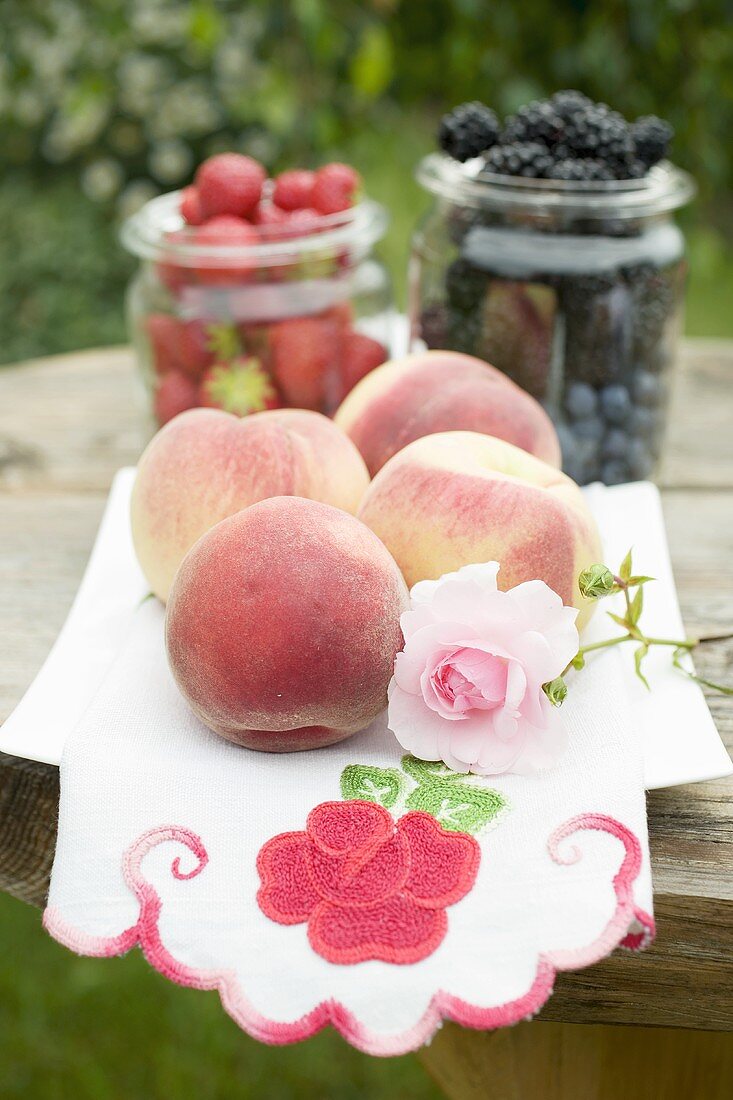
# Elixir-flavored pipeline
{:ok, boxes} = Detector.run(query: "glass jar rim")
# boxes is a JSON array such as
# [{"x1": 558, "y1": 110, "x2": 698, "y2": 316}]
[
  {"x1": 120, "y1": 190, "x2": 389, "y2": 265},
  {"x1": 416, "y1": 152, "x2": 696, "y2": 219}
]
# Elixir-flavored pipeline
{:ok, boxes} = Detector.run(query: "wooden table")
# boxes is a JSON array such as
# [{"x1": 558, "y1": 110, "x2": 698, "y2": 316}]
[{"x1": 1, "y1": 344, "x2": 732, "y2": 1098}]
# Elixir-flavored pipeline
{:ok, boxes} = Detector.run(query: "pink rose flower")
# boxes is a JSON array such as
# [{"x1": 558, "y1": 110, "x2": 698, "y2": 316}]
[{"x1": 387, "y1": 563, "x2": 580, "y2": 776}]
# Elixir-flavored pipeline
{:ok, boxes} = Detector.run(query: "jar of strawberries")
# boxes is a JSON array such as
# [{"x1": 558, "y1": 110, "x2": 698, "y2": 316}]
[{"x1": 121, "y1": 155, "x2": 394, "y2": 427}]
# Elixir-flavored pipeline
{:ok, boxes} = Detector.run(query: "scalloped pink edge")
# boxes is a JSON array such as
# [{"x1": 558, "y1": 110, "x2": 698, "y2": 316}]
[{"x1": 43, "y1": 814, "x2": 654, "y2": 1057}]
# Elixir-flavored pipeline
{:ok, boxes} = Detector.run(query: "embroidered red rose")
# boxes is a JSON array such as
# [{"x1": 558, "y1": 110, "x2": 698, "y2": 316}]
[{"x1": 256, "y1": 800, "x2": 480, "y2": 965}]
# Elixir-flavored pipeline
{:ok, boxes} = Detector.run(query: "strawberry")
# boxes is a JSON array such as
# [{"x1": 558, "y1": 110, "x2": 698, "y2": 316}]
[
  {"x1": 238, "y1": 322, "x2": 273, "y2": 369},
  {"x1": 195, "y1": 153, "x2": 266, "y2": 219},
  {"x1": 270, "y1": 313, "x2": 342, "y2": 410},
  {"x1": 273, "y1": 169, "x2": 316, "y2": 211},
  {"x1": 281, "y1": 208, "x2": 323, "y2": 236},
  {"x1": 177, "y1": 319, "x2": 216, "y2": 378},
  {"x1": 311, "y1": 163, "x2": 361, "y2": 215},
  {"x1": 199, "y1": 358, "x2": 281, "y2": 416},
  {"x1": 146, "y1": 314, "x2": 183, "y2": 375},
  {"x1": 145, "y1": 314, "x2": 216, "y2": 379},
  {"x1": 252, "y1": 201, "x2": 290, "y2": 239},
  {"x1": 180, "y1": 185, "x2": 203, "y2": 225},
  {"x1": 338, "y1": 332, "x2": 387, "y2": 401},
  {"x1": 194, "y1": 216, "x2": 260, "y2": 285},
  {"x1": 153, "y1": 371, "x2": 199, "y2": 426}
]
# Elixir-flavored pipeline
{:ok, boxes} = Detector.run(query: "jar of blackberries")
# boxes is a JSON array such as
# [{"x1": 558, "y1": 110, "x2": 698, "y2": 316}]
[
  {"x1": 410, "y1": 154, "x2": 695, "y2": 485},
  {"x1": 121, "y1": 179, "x2": 394, "y2": 428}
]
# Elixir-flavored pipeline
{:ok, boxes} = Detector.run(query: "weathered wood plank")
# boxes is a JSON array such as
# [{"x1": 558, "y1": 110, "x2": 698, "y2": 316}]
[
  {"x1": 0, "y1": 754, "x2": 58, "y2": 905},
  {"x1": 0, "y1": 347, "x2": 147, "y2": 493},
  {"x1": 661, "y1": 340, "x2": 733, "y2": 490}
]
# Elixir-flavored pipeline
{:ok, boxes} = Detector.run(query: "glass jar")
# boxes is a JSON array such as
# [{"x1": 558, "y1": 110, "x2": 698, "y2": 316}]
[
  {"x1": 121, "y1": 193, "x2": 394, "y2": 427},
  {"x1": 410, "y1": 154, "x2": 695, "y2": 485}
]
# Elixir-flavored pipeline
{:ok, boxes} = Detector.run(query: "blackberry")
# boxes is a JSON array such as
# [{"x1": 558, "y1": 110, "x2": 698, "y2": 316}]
[
  {"x1": 562, "y1": 104, "x2": 634, "y2": 171},
  {"x1": 447, "y1": 308, "x2": 481, "y2": 356},
  {"x1": 549, "y1": 158, "x2": 614, "y2": 182},
  {"x1": 502, "y1": 100, "x2": 563, "y2": 147},
  {"x1": 561, "y1": 274, "x2": 633, "y2": 385},
  {"x1": 631, "y1": 115, "x2": 674, "y2": 168},
  {"x1": 551, "y1": 90, "x2": 593, "y2": 121},
  {"x1": 484, "y1": 142, "x2": 555, "y2": 178},
  {"x1": 445, "y1": 258, "x2": 489, "y2": 312},
  {"x1": 618, "y1": 157, "x2": 648, "y2": 179},
  {"x1": 438, "y1": 101, "x2": 501, "y2": 162},
  {"x1": 622, "y1": 262, "x2": 676, "y2": 358}
]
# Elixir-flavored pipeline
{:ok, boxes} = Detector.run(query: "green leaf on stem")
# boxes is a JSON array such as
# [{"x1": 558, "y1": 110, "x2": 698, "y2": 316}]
[
  {"x1": 628, "y1": 576, "x2": 655, "y2": 586},
  {"x1": 619, "y1": 548, "x2": 633, "y2": 583},
  {"x1": 607, "y1": 611, "x2": 629, "y2": 629},
  {"x1": 629, "y1": 586, "x2": 644, "y2": 627},
  {"x1": 634, "y1": 644, "x2": 650, "y2": 690},
  {"x1": 672, "y1": 647, "x2": 733, "y2": 696}
]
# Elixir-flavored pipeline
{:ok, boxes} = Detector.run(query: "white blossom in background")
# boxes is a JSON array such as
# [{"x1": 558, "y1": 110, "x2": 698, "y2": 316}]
[
  {"x1": 148, "y1": 139, "x2": 193, "y2": 185},
  {"x1": 81, "y1": 158, "x2": 125, "y2": 202}
]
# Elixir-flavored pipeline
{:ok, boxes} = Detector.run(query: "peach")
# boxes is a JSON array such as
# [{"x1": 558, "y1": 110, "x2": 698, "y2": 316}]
[
  {"x1": 333, "y1": 350, "x2": 561, "y2": 476},
  {"x1": 166, "y1": 496, "x2": 409, "y2": 751},
  {"x1": 131, "y1": 407, "x2": 370, "y2": 602},
  {"x1": 357, "y1": 431, "x2": 602, "y2": 630}
]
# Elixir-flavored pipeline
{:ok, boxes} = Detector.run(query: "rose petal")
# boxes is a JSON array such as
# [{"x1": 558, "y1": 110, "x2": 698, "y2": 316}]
[
  {"x1": 307, "y1": 895, "x2": 448, "y2": 965},
  {"x1": 508, "y1": 580, "x2": 580, "y2": 654},
  {"x1": 399, "y1": 601, "x2": 437, "y2": 641},
  {"x1": 399, "y1": 812, "x2": 480, "y2": 909},
  {"x1": 510, "y1": 630, "x2": 567, "y2": 688},
  {"x1": 438, "y1": 710, "x2": 499, "y2": 767},
  {"x1": 410, "y1": 561, "x2": 500, "y2": 610},
  {"x1": 307, "y1": 801, "x2": 392, "y2": 859},
  {"x1": 473, "y1": 726, "x2": 527, "y2": 774},
  {"x1": 306, "y1": 830, "x2": 410, "y2": 908},
  {"x1": 393, "y1": 624, "x2": 480, "y2": 695},
  {"x1": 387, "y1": 679, "x2": 449, "y2": 760},
  {"x1": 508, "y1": 702, "x2": 567, "y2": 774},
  {"x1": 256, "y1": 832, "x2": 319, "y2": 925}
]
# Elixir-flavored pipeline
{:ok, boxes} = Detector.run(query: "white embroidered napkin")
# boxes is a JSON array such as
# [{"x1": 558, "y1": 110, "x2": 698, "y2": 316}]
[
  {"x1": 45, "y1": 598, "x2": 653, "y2": 1055},
  {"x1": 2, "y1": 470, "x2": 730, "y2": 789}
]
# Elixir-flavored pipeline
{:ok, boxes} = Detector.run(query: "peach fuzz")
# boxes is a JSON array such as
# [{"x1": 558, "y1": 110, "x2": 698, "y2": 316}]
[
  {"x1": 333, "y1": 350, "x2": 561, "y2": 476},
  {"x1": 357, "y1": 431, "x2": 602, "y2": 630},
  {"x1": 165, "y1": 496, "x2": 409, "y2": 751},
  {"x1": 131, "y1": 407, "x2": 370, "y2": 602}
]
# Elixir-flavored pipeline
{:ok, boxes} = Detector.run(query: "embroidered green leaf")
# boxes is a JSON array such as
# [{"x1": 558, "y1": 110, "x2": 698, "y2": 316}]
[
  {"x1": 406, "y1": 780, "x2": 508, "y2": 834},
  {"x1": 340, "y1": 764, "x2": 405, "y2": 809},
  {"x1": 400, "y1": 755, "x2": 465, "y2": 784}
]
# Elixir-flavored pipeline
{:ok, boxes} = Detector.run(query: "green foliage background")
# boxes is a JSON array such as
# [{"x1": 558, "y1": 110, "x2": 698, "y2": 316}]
[{"x1": 0, "y1": 2, "x2": 731, "y2": 1095}]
